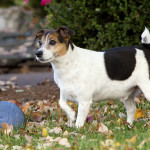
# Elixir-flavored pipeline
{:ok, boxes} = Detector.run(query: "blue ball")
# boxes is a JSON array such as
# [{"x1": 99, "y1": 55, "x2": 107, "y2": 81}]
[{"x1": 0, "y1": 101, "x2": 25, "y2": 129}]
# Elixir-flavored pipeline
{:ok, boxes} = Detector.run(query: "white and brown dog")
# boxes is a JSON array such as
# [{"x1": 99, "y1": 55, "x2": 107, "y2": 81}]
[{"x1": 35, "y1": 26, "x2": 150, "y2": 128}]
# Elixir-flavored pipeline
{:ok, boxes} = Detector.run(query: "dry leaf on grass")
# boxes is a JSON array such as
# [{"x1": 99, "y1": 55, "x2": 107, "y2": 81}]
[
  {"x1": 30, "y1": 112, "x2": 43, "y2": 122},
  {"x1": 25, "y1": 134, "x2": 33, "y2": 145},
  {"x1": 42, "y1": 128, "x2": 48, "y2": 137},
  {"x1": 138, "y1": 138, "x2": 150, "y2": 149},
  {"x1": 0, "y1": 144, "x2": 8, "y2": 150},
  {"x1": 101, "y1": 139, "x2": 114, "y2": 147},
  {"x1": 117, "y1": 118, "x2": 123, "y2": 126},
  {"x1": 1, "y1": 123, "x2": 13, "y2": 135},
  {"x1": 58, "y1": 138, "x2": 71, "y2": 148},
  {"x1": 13, "y1": 134, "x2": 20, "y2": 139},
  {"x1": 21, "y1": 102, "x2": 31, "y2": 114},
  {"x1": 125, "y1": 135, "x2": 137, "y2": 144},
  {"x1": 37, "y1": 143, "x2": 53, "y2": 150},
  {"x1": 86, "y1": 115, "x2": 94, "y2": 123},
  {"x1": 12, "y1": 145, "x2": 22, "y2": 150},
  {"x1": 63, "y1": 130, "x2": 69, "y2": 136},
  {"x1": 8, "y1": 100, "x2": 21, "y2": 107},
  {"x1": 111, "y1": 105, "x2": 118, "y2": 109},
  {"x1": 98, "y1": 123, "x2": 113, "y2": 135},
  {"x1": 0, "y1": 144, "x2": 4, "y2": 149},
  {"x1": 107, "y1": 100, "x2": 114, "y2": 105},
  {"x1": 144, "y1": 122, "x2": 150, "y2": 127},
  {"x1": 49, "y1": 127, "x2": 62, "y2": 134},
  {"x1": 134, "y1": 108, "x2": 144, "y2": 120}
]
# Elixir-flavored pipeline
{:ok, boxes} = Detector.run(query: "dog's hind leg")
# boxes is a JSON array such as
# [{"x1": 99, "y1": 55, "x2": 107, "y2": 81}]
[
  {"x1": 122, "y1": 89, "x2": 139, "y2": 125},
  {"x1": 138, "y1": 82, "x2": 150, "y2": 102},
  {"x1": 59, "y1": 92, "x2": 76, "y2": 127}
]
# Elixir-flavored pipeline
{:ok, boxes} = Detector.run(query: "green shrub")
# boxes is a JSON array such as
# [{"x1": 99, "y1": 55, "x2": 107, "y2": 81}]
[{"x1": 46, "y1": 0, "x2": 150, "y2": 51}]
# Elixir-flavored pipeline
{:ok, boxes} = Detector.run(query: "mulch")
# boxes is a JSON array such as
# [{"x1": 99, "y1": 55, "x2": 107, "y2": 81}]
[{"x1": 0, "y1": 80, "x2": 60, "y2": 102}]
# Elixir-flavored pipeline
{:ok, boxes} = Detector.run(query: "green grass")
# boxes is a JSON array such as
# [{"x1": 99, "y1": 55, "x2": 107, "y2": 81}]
[{"x1": 0, "y1": 100, "x2": 150, "y2": 150}]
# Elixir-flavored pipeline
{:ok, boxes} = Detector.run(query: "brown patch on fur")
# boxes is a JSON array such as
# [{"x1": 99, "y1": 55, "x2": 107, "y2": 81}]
[{"x1": 41, "y1": 31, "x2": 68, "y2": 57}]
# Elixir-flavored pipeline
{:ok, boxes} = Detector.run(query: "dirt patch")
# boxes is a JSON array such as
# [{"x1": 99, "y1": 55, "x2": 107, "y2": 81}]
[{"x1": 0, "y1": 80, "x2": 60, "y2": 102}]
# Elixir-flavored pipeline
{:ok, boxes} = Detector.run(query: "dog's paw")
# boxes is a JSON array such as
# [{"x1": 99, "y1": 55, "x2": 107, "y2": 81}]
[
  {"x1": 75, "y1": 121, "x2": 84, "y2": 128},
  {"x1": 66, "y1": 120, "x2": 75, "y2": 127}
]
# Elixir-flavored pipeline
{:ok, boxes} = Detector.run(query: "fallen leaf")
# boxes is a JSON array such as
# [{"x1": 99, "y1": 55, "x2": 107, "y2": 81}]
[
  {"x1": 134, "y1": 108, "x2": 144, "y2": 119},
  {"x1": 8, "y1": 100, "x2": 21, "y2": 107},
  {"x1": 24, "y1": 145, "x2": 34, "y2": 150},
  {"x1": 138, "y1": 138, "x2": 150, "y2": 149},
  {"x1": 98, "y1": 123, "x2": 109, "y2": 134},
  {"x1": 0, "y1": 144, "x2": 4, "y2": 149},
  {"x1": 117, "y1": 118, "x2": 123, "y2": 126},
  {"x1": 1, "y1": 123, "x2": 13, "y2": 135},
  {"x1": 30, "y1": 112, "x2": 43, "y2": 122},
  {"x1": 125, "y1": 135, "x2": 137, "y2": 144},
  {"x1": 21, "y1": 102, "x2": 31, "y2": 114},
  {"x1": 86, "y1": 115, "x2": 94, "y2": 123},
  {"x1": 12, "y1": 145, "x2": 22, "y2": 150},
  {"x1": 101, "y1": 139, "x2": 114, "y2": 147},
  {"x1": 13, "y1": 134, "x2": 20, "y2": 139},
  {"x1": 63, "y1": 131, "x2": 69, "y2": 136},
  {"x1": 111, "y1": 105, "x2": 118, "y2": 109},
  {"x1": 49, "y1": 127, "x2": 62, "y2": 134},
  {"x1": 42, "y1": 128, "x2": 48, "y2": 137},
  {"x1": 115, "y1": 142, "x2": 120, "y2": 147},
  {"x1": 37, "y1": 143, "x2": 52, "y2": 149},
  {"x1": 58, "y1": 138, "x2": 71, "y2": 148},
  {"x1": 144, "y1": 122, "x2": 150, "y2": 127},
  {"x1": 107, "y1": 100, "x2": 114, "y2": 105},
  {"x1": 25, "y1": 134, "x2": 33, "y2": 145}
]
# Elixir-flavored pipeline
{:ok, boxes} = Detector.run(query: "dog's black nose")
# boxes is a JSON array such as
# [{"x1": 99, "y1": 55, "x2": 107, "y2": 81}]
[{"x1": 36, "y1": 51, "x2": 43, "y2": 57}]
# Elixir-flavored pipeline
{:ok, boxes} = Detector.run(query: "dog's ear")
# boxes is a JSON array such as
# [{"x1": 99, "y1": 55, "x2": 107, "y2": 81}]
[
  {"x1": 57, "y1": 26, "x2": 75, "y2": 40},
  {"x1": 34, "y1": 29, "x2": 46, "y2": 41}
]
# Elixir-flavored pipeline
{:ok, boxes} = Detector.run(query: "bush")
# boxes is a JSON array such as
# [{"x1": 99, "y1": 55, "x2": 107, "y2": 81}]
[{"x1": 46, "y1": 0, "x2": 150, "y2": 51}]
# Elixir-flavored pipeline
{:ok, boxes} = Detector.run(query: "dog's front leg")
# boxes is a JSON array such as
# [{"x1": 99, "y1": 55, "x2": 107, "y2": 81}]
[
  {"x1": 75, "y1": 100, "x2": 92, "y2": 128},
  {"x1": 59, "y1": 92, "x2": 76, "y2": 127}
]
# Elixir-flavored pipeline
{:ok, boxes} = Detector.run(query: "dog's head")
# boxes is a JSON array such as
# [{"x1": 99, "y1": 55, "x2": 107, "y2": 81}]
[{"x1": 35, "y1": 26, "x2": 75, "y2": 63}]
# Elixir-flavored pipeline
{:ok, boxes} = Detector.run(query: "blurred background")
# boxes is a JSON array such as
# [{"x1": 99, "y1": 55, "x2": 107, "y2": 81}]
[{"x1": 0, "y1": 0, "x2": 150, "y2": 88}]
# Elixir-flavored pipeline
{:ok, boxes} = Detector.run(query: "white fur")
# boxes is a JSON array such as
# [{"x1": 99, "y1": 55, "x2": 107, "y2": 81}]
[
  {"x1": 49, "y1": 45, "x2": 150, "y2": 127},
  {"x1": 141, "y1": 27, "x2": 150, "y2": 44},
  {"x1": 36, "y1": 28, "x2": 150, "y2": 128}
]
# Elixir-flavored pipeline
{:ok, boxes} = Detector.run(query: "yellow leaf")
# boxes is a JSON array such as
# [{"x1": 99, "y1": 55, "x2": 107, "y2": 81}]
[
  {"x1": 42, "y1": 128, "x2": 48, "y2": 137},
  {"x1": 117, "y1": 118, "x2": 123, "y2": 126},
  {"x1": 115, "y1": 142, "x2": 120, "y2": 147},
  {"x1": 134, "y1": 108, "x2": 144, "y2": 119},
  {"x1": 125, "y1": 135, "x2": 137, "y2": 144}
]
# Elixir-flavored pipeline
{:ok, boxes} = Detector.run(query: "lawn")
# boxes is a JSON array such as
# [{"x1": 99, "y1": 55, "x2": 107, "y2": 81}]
[{"x1": 0, "y1": 97, "x2": 150, "y2": 150}]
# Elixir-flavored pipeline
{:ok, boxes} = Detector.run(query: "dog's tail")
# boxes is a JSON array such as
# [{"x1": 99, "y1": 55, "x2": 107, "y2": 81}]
[{"x1": 141, "y1": 27, "x2": 150, "y2": 49}]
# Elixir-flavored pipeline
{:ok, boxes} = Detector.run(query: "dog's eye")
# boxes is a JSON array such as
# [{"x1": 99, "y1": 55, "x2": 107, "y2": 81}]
[
  {"x1": 49, "y1": 40, "x2": 56, "y2": 45},
  {"x1": 39, "y1": 41, "x2": 42, "y2": 47}
]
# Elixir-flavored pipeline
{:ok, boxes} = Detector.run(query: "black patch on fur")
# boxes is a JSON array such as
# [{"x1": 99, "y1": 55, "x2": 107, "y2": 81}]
[
  {"x1": 57, "y1": 32, "x2": 64, "y2": 43},
  {"x1": 104, "y1": 46, "x2": 136, "y2": 80},
  {"x1": 142, "y1": 44, "x2": 150, "y2": 50},
  {"x1": 69, "y1": 41, "x2": 74, "y2": 50}
]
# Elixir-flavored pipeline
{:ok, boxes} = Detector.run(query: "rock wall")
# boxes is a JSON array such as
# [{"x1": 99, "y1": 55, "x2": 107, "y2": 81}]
[{"x1": 0, "y1": 6, "x2": 33, "y2": 33}]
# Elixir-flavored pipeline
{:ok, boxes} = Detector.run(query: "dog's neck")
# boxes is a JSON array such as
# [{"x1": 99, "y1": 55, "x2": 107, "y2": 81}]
[{"x1": 51, "y1": 44, "x2": 75, "y2": 70}]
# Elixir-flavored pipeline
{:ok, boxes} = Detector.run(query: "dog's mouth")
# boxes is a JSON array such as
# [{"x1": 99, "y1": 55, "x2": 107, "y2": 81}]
[{"x1": 36, "y1": 57, "x2": 54, "y2": 63}]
